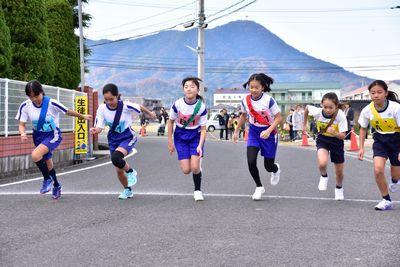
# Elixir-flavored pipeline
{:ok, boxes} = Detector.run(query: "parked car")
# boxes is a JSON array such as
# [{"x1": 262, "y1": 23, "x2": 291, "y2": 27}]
[{"x1": 206, "y1": 112, "x2": 223, "y2": 132}]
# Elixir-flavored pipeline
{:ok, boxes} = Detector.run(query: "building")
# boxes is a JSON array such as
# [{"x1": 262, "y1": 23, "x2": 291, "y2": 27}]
[
  {"x1": 341, "y1": 82, "x2": 400, "y2": 101},
  {"x1": 213, "y1": 82, "x2": 342, "y2": 113}
]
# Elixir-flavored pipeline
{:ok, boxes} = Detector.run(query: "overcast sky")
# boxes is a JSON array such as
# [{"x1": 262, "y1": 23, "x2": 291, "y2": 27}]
[{"x1": 83, "y1": 0, "x2": 400, "y2": 80}]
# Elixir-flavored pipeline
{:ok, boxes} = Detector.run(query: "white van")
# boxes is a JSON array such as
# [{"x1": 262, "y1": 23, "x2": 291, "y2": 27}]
[{"x1": 206, "y1": 112, "x2": 222, "y2": 132}]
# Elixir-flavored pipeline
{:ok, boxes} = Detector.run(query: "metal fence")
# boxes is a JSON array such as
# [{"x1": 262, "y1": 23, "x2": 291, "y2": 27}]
[{"x1": 0, "y1": 78, "x2": 86, "y2": 136}]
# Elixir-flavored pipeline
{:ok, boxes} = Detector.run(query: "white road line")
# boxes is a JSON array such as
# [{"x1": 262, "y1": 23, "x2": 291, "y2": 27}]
[
  {"x1": 0, "y1": 191, "x2": 397, "y2": 203},
  {"x1": 0, "y1": 149, "x2": 137, "y2": 188}
]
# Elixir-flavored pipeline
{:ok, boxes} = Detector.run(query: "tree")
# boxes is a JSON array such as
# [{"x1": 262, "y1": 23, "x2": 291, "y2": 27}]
[
  {"x1": 45, "y1": 0, "x2": 80, "y2": 89},
  {"x1": 2, "y1": 0, "x2": 55, "y2": 83},
  {"x1": 0, "y1": 6, "x2": 11, "y2": 77}
]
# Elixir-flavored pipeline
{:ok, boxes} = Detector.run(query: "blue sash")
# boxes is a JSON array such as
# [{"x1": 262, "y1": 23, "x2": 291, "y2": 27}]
[
  {"x1": 111, "y1": 100, "x2": 123, "y2": 132},
  {"x1": 37, "y1": 96, "x2": 50, "y2": 132}
]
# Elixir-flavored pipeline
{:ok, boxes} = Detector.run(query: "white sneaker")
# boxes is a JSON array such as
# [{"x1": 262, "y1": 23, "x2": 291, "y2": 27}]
[
  {"x1": 270, "y1": 163, "x2": 281, "y2": 186},
  {"x1": 389, "y1": 179, "x2": 399, "y2": 193},
  {"x1": 194, "y1": 190, "x2": 204, "y2": 201},
  {"x1": 374, "y1": 199, "x2": 393, "y2": 211},
  {"x1": 318, "y1": 176, "x2": 329, "y2": 191},
  {"x1": 252, "y1": 186, "x2": 265, "y2": 200},
  {"x1": 334, "y1": 187, "x2": 344, "y2": 201}
]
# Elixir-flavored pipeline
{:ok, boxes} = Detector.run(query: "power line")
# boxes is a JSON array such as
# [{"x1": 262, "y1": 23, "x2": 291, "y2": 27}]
[
  {"x1": 92, "y1": 0, "x2": 196, "y2": 33},
  {"x1": 208, "y1": 0, "x2": 258, "y2": 24}
]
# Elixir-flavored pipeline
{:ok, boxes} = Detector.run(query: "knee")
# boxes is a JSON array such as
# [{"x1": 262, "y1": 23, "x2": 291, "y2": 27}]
[
  {"x1": 182, "y1": 168, "x2": 191, "y2": 175},
  {"x1": 374, "y1": 167, "x2": 385, "y2": 178},
  {"x1": 31, "y1": 151, "x2": 41, "y2": 163},
  {"x1": 111, "y1": 151, "x2": 126, "y2": 169}
]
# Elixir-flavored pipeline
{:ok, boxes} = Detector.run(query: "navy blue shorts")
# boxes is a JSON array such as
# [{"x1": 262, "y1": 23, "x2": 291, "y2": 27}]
[
  {"x1": 174, "y1": 126, "x2": 203, "y2": 160},
  {"x1": 247, "y1": 124, "x2": 278, "y2": 159},
  {"x1": 316, "y1": 134, "x2": 344, "y2": 164},
  {"x1": 373, "y1": 132, "x2": 400, "y2": 166},
  {"x1": 33, "y1": 128, "x2": 63, "y2": 161},
  {"x1": 108, "y1": 127, "x2": 137, "y2": 155}
]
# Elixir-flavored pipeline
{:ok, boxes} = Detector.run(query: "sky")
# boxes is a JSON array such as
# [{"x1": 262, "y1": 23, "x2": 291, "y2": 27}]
[{"x1": 83, "y1": 0, "x2": 400, "y2": 81}]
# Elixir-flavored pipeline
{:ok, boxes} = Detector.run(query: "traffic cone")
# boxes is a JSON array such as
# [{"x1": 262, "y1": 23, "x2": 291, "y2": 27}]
[
  {"x1": 244, "y1": 128, "x2": 248, "y2": 141},
  {"x1": 140, "y1": 127, "x2": 146, "y2": 137},
  {"x1": 301, "y1": 131, "x2": 310, "y2": 146},
  {"x1": 348, "y1": 128, "x2": 359, "y2": 151}
]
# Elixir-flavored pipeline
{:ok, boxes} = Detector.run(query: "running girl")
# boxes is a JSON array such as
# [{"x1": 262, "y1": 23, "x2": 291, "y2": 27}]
[
  {"x1": 16, "y1": 80, "x2": 92, "y2": 199},
  {"x1": 90, "y1": 83, "x2": 156, "y2": 200}
]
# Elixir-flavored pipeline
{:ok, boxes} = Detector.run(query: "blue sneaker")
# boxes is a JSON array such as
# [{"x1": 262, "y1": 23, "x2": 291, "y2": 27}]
[
  {"x1": 118, "y1": 188, "x2": 133, "y2": 200},
  {"x1": 40, "y1": 179, "x2": 53, "y2": 194},
  {"x1": 126, "y1": 169, "x2": 137, "y2": 187},
  {"x1": 52, "y1": 184, "x2": 62, "y2": 199}
]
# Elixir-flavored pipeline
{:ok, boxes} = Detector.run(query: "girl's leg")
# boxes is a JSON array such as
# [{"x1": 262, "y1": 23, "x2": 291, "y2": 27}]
[
  {"x1": 334, "y1": 163, "x2": 344, "y2": 188},
  {"x1": 390, "y1": 165, "x2": 400, "y2": 182},
  {"x1": 264, "y1": 158, "x2": 278, "y2": 173},
  {"x1": 112, "y1": 147, "x2": 133, "y2": 187},
  {"x1": 32, "y1": 144, "x2": 51, "y2": 180},
  {"x1": 317, "y1": 149, "x2": 329, "y2": 176},
  {"x1": 179, "y1": 159, "x2": 191, "y2": 175},
  {"x1": 373, "y1": 156, "x2": 389, "y2": 197},
  {"x1": 190, "y1": 155, "x2": 202, "y2": 191},
  {"x1": 247, "y1": 146, "x2": 262, "y2": 187},
  {"x1": 45, "y1": 158, "x2": 60, "y2": 187},
  {"x1": 317, "y1": 149, "x2": 329, "y2": 191}
]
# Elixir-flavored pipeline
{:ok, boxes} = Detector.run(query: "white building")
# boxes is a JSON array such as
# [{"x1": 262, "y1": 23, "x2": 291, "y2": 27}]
[
  {"x1": 341, "y1": 82, "x2": 400, "y2": 101},
  {"x1": 213, "y1": 82, "x2": 342, "y2": 113}
]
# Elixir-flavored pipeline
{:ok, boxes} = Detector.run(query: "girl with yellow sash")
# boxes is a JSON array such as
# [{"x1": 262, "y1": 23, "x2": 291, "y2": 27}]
[
  {"x1": 303, "y1": 93, "x2": 348, "y2": 200},
  {"x1": 358, "y1": 80, "x2": 400, "y2": 211}
]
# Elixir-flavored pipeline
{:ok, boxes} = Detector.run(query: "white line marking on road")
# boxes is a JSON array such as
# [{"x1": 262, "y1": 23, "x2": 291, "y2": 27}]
[
  {"x1": 0, "y1": 149, "x2": 137, "y2": 188},
  {"x1": 0, "y1": 191, "x2": 397, "y2": 203}
]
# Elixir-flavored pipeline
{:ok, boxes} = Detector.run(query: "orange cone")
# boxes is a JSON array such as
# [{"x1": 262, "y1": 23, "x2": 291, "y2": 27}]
[
  {"x1": 140, "y1": 127, "x2": 146, "y2": 137},
  {"x1": 348, "y1": 128, "x2": 359, "y2": 151},
  {"x1": 301, "y1": 131, "x2": 310, "y2": 146}
]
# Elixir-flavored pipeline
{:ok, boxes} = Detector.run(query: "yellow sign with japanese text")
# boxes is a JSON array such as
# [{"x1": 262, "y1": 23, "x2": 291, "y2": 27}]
[{"x1": 74, "y1": 96, "x2": 88, "y2": 154}]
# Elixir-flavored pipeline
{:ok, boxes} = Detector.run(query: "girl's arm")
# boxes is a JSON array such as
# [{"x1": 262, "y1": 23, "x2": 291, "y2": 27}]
[
  {"x1": 327, "y1": 129, "x2": 346, "y2": 140},
  {"x1": 260, "y1": 112, "x2": 282, "y2": 139},
  {"x1": 18, "y1": 122, "x2": 28, "y2": 141},
  {"x1": 167, "y1": 119, "x2": 175, "y2": 154},
  {"x1": 66, "y1": 109, "x2": 92, "y2": 120},
  {"x1": 358, "y1": 127, "x2": 367, "y2": 160},
  {"x1": 140, "y1": 105, "x2": 157, "y2": 120},
  {"x1": 196, "y1": 125, "x2": 207, "y2": 156}
]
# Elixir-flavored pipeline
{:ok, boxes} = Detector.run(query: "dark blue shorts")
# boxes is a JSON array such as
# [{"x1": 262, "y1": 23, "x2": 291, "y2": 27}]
[
  {"x1": 108, "y1": 127, "x2": 137, "y2": 155},
  {"x1": 247, "y1": 125, "x2": 278, "y2": 158},
  {"x1": 373, "y1": 133, "x2": 400, "y2": 166},
  {"x1": 33, "y1": 128, "x2": 63, "y2": 161},
  {"x1": 174, "y1": 126, "x2": 203, "y2": 160},
  {"x1": 316, "y1": 134, "x2": 344, "y2": 164}
]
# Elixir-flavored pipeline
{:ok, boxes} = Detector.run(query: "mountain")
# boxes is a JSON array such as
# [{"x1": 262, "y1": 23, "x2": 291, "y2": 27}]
[{"x1": 86, "y1": 20, "x2": 372, "y2": 105}]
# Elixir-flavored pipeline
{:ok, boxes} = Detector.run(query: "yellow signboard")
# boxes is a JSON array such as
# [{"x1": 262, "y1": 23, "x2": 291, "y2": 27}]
[{"x1": 74, "y1": 96, "x2": 88, "y2": 155}]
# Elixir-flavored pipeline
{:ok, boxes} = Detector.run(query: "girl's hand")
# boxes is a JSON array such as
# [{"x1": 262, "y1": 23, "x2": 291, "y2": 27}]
[
  {"x1": 358, "y1": 148, "x2": 364, "y2": 161},
  {"x1": 196, "y1": 145, "x2": 203, "y2": 157},
  {"x1": 398, "y1": 152, "x2": 400, "y2": 163},
  {"x1": 168, "y1": 141, "x2": 175, "y2": 155},
  {"x1": 233, "y1": 131, "x2": 239, "y2": 143},
  {"x1": 82, "y1": 114, "x2": 92, "y2": 121},
  {"x1": 326, "y1": 126, "x2": 336, "y2": 135},
  {"x1": 20, "y1": 133, "x2": 28, "y2": 141},
  {"x1": 260, "y1": 129, "x2": 271, "y2": 139},
  {"x1": 89, "y1": 128, "x2": 101, "y2": 135}
]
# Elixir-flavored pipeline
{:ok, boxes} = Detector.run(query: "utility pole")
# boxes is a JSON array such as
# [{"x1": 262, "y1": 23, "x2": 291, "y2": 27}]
[
  {"x1": 197, "y1": 0, "x2": 205, "y2": 96},
  {"x1": 78, "y1": 0, "x2": 85, "y2": 92}
]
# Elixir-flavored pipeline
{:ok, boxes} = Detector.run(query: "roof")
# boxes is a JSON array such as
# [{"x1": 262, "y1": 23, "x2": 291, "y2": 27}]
[{"x1": 342, "y1": 85, "x2": 368, "y2": 98}]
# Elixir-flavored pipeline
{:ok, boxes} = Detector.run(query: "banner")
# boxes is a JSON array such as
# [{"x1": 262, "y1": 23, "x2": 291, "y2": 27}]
[{"x1": 74, "y1": 96, "x2": 88, "y2": 155}]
